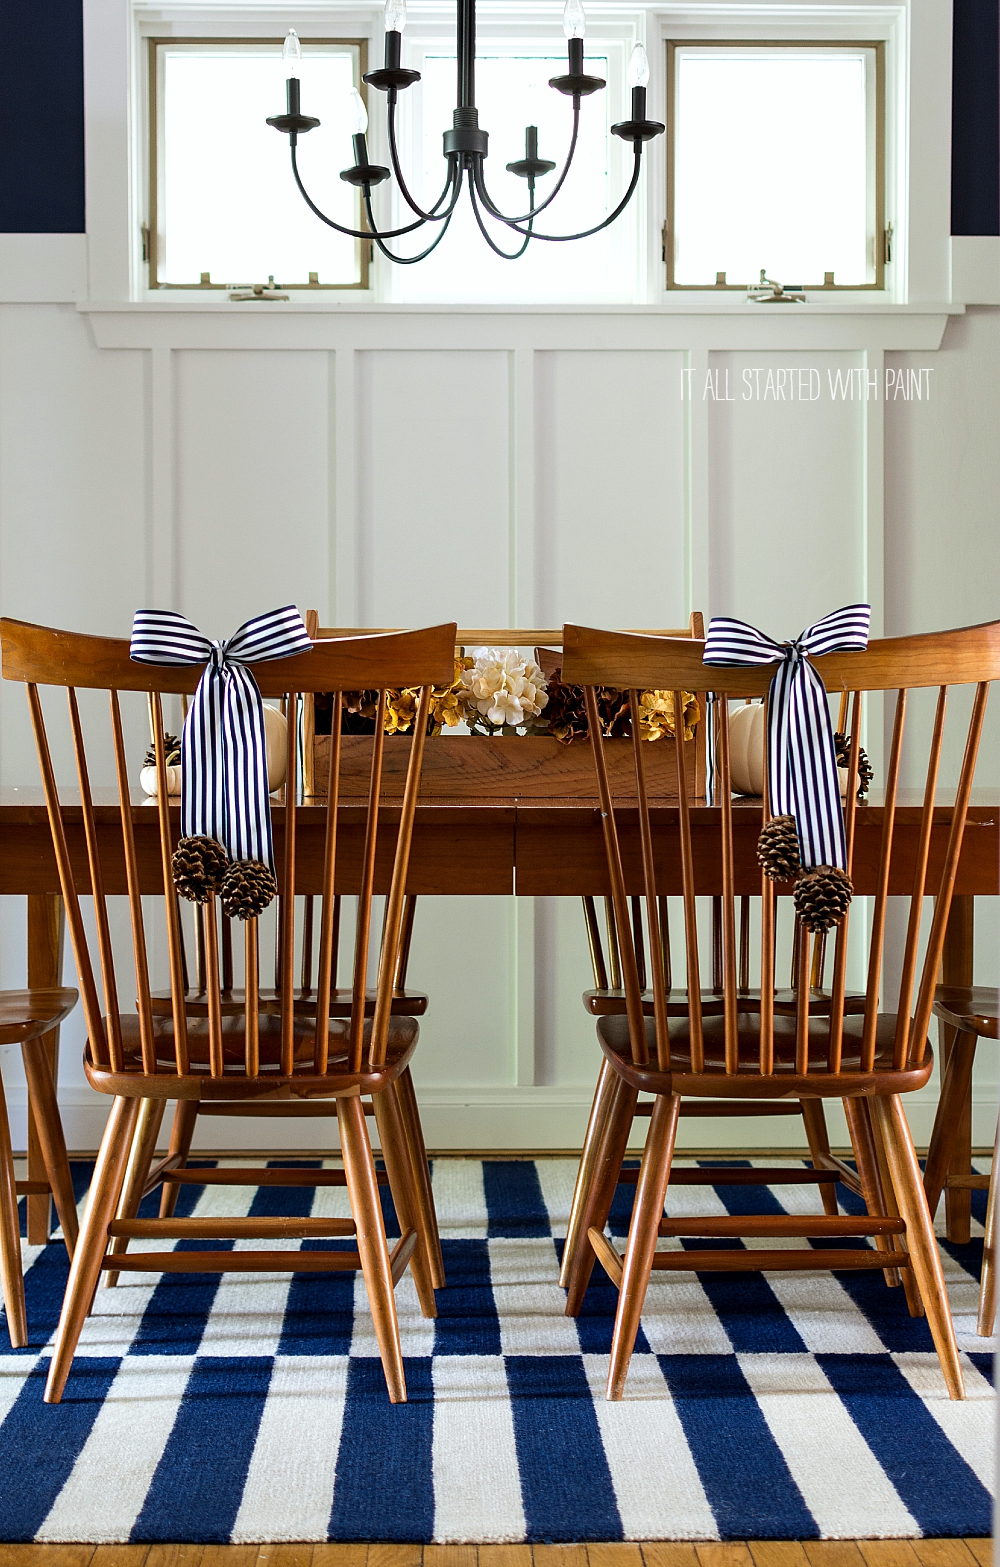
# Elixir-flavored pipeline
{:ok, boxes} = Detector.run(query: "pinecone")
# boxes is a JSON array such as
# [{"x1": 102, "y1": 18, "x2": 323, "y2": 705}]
[
  {"x1": 171, "y1": 835, "x2": 229, "y2": 903},
  {"x1": 834, "y1": 732, "x2": 874, "y2": 797},
  {"x1": 220, "y1": 858, "x2": 277, "y2": 920},
  {"x1": 793, "y1": 865, "x2": 853, "y2": 933},
  {"x1": 144, "y1": 733, "x2": 181, "y2": 769},
  {"x1": 757, "y1": 815, "x2": 801, "y2": 882}
]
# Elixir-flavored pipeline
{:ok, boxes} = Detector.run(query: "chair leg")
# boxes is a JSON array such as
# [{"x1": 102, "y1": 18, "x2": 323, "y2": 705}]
[
  {"x1": 371, "y1": 1082, "x2": 437, "y2": 1319},
  {"x1": 564, "y1": 1071, "x2": 638, "y2": 1316},
  {"x1": 104, "y1": 1097, "x2": 166, "y2": 1288},
  {"x1": 800, "y1": 1098, "x2": 839, "y2": 1216},
  {"x1": 395, "y1": 1067, "x2": 445, "y2": 1290},
  {"x1": 45, "y1": 1095, "x2": 140, "y2": 1404},
  {"x1": 560, "y1": 1057, "x2": 618, "y2": 1289},
  {"x1": 923, "y1": 1030, "x2": 977, "y2": 1224},
  {"x1": 606, "y1": 1092, "x2": 680, "y2": 1400},
  {"x1": 159, "y1": 1099, "x2": 200, "y2": 1218},
  {"x1": 976, "y1": 1110, "x2": 999, "y2": 1336},
  {"x1": 844, "y1": 1097, "x2": 901, "y2": 1288},
  {"x1": 338, "y1": 1093, "x2": 406, "y2": 1403},
  {"x1": 869, "y1": 1096, "x2": 925, "y2": 1317},
  {"x1": 871, "y1": 1093, "x2": 965, "y2": 1400},
  {"x1": 0, "y1": 1068, "x2": 28, "y2": 1349},
  {"x1": 20, "y1": 1036, "x2": 79, "y2": 1258}
]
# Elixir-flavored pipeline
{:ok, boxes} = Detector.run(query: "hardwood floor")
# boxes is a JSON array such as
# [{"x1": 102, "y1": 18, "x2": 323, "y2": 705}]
[{"x1": 0, "y1": 1540, "x2": 990, "y2": 1567}]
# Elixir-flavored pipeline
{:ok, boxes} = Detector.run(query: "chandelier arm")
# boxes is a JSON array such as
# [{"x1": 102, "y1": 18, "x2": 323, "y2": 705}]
[
  {"x1": 467, "y1": 168, "x2": 534, "y2": 259},
  {"x1": 475, "y1": 104, "x2": 581, "y2": 225},
  {"x1": 290, "y1": 143, "x2": 445, "y2": 241},
  {"x1": 363, "y1": 178, "x2": 460, "y2": 263},
  {"x1": 473, "y1": 147, "x2": 642, "y2": 241},
  {"x1": 387, "y1": 99, "x2": 457, "y2": 221}
]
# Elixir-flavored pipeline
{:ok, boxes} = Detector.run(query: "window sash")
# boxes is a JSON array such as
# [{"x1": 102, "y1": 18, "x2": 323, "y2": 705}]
[
  {"x1": 664, "y1": 38, "x2": 886, "y2": 292},
  {"x1": 147, "y1": 36, "x2": 371, "y2": 291}
]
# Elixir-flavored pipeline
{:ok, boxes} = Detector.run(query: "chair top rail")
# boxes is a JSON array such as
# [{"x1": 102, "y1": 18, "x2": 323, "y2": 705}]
[
  {"x1": 0, "y1": 619, "x2": 457, "y2": 695},
  {"x1": 562, "y1": 621, "x2": 1000, "y2": 695},
  {"x1": 314, "y1": 626, "x2": 701, "y2": 648}
]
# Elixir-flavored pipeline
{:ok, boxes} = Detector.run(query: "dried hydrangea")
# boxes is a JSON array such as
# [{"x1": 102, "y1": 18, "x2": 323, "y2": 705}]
[
  {"x1": 460, "y1": 648, "x2": 548, "y2": 731},
  {"x1": 637, "y1": 690, "x2": 701, "y2": 743},
  {"x1": 430, "y1": 657, "x2": 474, "y2": 734}
]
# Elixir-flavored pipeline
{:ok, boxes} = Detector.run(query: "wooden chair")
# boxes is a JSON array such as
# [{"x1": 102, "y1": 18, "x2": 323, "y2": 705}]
[
  {"x1": 924, "y1": 985, "x2": 1000, "y2": 1333},
  {"x1": 1, "y1": 616, "x2": 457, "y2": 1404},
  {"x1": 560, "y1": 893, "x2": 845, "y2": 1286},
  {"x1": 141, "y1": 609, "x2": 431, "y2": 1258},
  {"x1": 559, "y1": 618, "x2": 1000, "y2": 1401},
  {"x1": 0, "y1": 991, "x2": 79, "y2": 1345}
]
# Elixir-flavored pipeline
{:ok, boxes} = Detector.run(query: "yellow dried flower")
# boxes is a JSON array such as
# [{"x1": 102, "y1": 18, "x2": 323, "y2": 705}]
[
  {"x1": 384, "y1": 688, "x2": 419, "y2": 734},
  {"x1": 638, "y1": 690, "x2": 700, "y2": 743},
  {"x1": 429, "y1": 657, "x2": 474, "y2": 734}
]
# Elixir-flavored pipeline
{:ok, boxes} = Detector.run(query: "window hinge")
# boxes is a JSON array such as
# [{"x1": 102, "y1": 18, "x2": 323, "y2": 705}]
[
  {"x1": 141, "y1": 224, "x2": 150, "y2": 263},
  {"x1": 884, "y1": 222, "x2": 893, "y2": 264},
  {"x1": 661, "y1": 220, "x2": 669, "y2": 265}
]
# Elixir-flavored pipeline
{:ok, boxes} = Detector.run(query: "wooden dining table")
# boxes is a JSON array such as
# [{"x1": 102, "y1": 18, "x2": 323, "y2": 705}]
[{"x1": 2, "y1": 785, "x2": 997, "y2": 1245}]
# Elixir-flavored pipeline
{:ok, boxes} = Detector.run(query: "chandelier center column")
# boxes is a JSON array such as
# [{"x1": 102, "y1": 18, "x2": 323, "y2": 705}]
[{"x1": 458, "y1": 0, "x2": 476, "y2": 110}]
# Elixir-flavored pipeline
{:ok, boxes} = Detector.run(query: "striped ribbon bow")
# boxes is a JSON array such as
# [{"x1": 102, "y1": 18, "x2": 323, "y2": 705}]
[
  {"x1": 702, "y1": 605, "x2": 871, "y2": 870},
  {"x1": 130, "y1": 607, "x2": 312, "y2": 870}
]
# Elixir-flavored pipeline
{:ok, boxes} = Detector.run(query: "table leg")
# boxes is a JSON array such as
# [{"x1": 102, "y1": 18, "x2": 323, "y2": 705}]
[
  {"x1": 26, "y1": 894, "x2": 66, "y2": 1245},
  {"x1": 941, "y1": 895, "x2": 975, "y2": 1245}
]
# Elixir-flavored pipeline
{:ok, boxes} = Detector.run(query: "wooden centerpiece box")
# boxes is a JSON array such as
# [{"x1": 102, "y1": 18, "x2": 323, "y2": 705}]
[{"x1": 302, "y1": 618, "x2": 707, "y2": 802}]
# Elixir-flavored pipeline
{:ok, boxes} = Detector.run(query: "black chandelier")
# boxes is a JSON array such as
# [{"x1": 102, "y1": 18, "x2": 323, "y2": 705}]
[{"x1": 266, "y1": 0, "x2": 663, "y2": 264}]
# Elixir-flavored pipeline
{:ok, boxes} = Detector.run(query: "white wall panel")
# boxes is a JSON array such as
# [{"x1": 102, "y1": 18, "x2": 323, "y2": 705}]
[
  {"x1": 0, "y1": 303, "x2": 997, "y2": 1152},
  {"x1": 707, "y1": 351, "x2": 866, "y2": 633},
  {"x1": 174, "y1": 350, "x2": 331, "y2": 630},
  {"x1": 356, "y1": 351, "x2": 511, "y2": 627},
  {"x1": 534, "y1": 350, "x2": 687, "y2": 628}
]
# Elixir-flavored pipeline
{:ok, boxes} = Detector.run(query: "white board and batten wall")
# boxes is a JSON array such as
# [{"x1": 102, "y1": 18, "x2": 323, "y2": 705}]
[{"x1": 0, "y1": 0, "x2": 997, "y2": 1153}]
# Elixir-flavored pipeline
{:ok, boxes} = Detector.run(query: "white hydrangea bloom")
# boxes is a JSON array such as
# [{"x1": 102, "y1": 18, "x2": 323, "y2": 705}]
[{"x1": 460, "y1": 647, "x2": 549, "y2": 729}]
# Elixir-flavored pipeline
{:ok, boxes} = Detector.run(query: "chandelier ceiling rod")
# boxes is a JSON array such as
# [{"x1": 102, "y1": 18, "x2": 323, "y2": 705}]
[{"x1": 266, "y1": 0, "x2": 664, "y2": 264}]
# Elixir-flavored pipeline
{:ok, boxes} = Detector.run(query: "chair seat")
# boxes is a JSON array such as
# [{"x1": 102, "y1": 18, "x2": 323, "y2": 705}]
[
  {"x1": 83, "y1": 1012, "x2": 419, "y2": 1100},
  {"x1": 596, "y1": 1010, "x2": 934, "y2": 1099},
  {"x1": 149, "y1": 986, "x2": 428, "y2": 1019},
  {"x1": 583, "y1": 986, "x2": 866, "y2": 1019},
  {"x1": 932, "y1": 986, "x2": 999, "y2": 1040},
  {"x1": 0, "y1": 988, "x2": 78, "y2": 1047}
]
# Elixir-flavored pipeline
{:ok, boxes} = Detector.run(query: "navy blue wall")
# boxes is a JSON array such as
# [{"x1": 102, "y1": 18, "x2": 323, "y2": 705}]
[
  {"x1": 952, "y1": 0, "x2": 1000, "y2": 235},
  {"x1": 0, "y1": 1, "x2": 997, "y2": 236},
  {"x1": 0, "y1": 0, "x2": 85, "y2": 232}
]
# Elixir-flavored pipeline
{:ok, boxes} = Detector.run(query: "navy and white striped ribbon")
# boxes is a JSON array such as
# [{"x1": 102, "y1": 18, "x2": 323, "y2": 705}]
[
  {"x1": 703, "y1": 605, "x2": 871, "y2": 870},
  {"x1": 130, "y1": 607, "x2": 312, "y2": 869}
]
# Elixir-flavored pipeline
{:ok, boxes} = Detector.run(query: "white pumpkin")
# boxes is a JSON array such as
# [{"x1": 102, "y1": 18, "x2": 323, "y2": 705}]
[
  {"x1": 262, "y1": 704, "x2": 288, "y2": 791},
  {"x1": 139, "y1": 763, "x2": 181, "y2": 797},
  {"x1": 139, "y1": 706, "x2": 288, "y2": 797},
  {"x1": 726, "y1": 703, "x2": 850, "y2": 800},
  {"x1": 728, "y1": 703, "x2": 766, "y2": 795}
]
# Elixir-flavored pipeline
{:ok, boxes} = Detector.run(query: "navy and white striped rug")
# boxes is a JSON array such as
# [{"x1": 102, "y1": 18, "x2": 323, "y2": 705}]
[{"x1": 1, "y1": 1157, "x2": 994, "y2": 1545}]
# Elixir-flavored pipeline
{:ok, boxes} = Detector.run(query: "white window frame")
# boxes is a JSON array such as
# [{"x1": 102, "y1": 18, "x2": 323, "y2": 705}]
[
  {"x1": 144, "y1": 33, "x2": 372, "y2": 292},
  {"x1": 663, "y1": 38, "x2": 886, "y2": 293},
  {"x1": 73, "y1": 0, "x2": 951, "y2": 309},
  {"x1": 377, "y1": 12, "x2": 643, "y2": 304}
]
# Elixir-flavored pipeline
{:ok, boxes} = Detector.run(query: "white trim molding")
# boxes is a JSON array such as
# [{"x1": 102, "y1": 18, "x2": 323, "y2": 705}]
[{"x1": 950, "y1": 237, "x2": 1000, "y2": 306}]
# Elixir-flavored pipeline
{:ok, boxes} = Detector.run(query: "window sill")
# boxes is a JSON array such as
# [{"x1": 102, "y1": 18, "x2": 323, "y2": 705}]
[{"x1": 79, "y1": 295, "x2": 964, "y2": 317}]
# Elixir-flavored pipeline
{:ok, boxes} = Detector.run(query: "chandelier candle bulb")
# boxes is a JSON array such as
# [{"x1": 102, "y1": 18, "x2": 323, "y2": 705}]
[
  {"x1": 282, "y1": 30, "x2": 302, "y2": 77},
  {"x1": 349, "y1": 88, "x2": 369, "y2": 136},
  {"x1": 384, "y1": 0, "x2": 407, "y2": 33},
  {"x1": 563, "y1": 0, "x2": 586, "y2": 40},
  {"x1": 627, "y1": 43, "x2": 650, "y2": 88}
]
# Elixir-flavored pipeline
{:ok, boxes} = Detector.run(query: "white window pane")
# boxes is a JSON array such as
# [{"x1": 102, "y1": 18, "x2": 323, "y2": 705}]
[
  {"x1": 673, "y1": 49, "x2": 873, "y2": 287},
  {"x1": 393, "y1": 51, "x2": 633, "y2": 303},
  {"x1": 160, "y1": 48, "x2": 361, "y2": 285}
]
